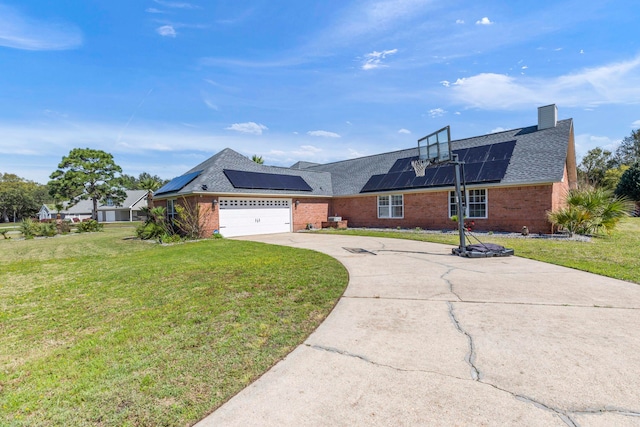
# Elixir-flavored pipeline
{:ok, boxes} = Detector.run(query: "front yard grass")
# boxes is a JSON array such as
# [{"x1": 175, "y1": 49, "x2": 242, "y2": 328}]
[
  {"x1": 0, "y1": 227, "x2": 348, "y2": 426},
  {"x1": 319, "y1": 217, "x2": 640, "y2": 284}
]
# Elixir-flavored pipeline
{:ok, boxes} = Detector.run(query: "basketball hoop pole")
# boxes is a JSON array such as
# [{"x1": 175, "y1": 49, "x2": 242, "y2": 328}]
[{"x1": 452, "y1": 154, "x2": 467, "y2": 255}]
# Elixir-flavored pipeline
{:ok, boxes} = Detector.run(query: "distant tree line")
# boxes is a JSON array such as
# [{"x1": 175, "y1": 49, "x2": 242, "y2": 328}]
[
  {"x1": 0, "y1": 148, "x2": 169, "y2": 223},
  {"x1": 579, "y1": 129, "x2": 640, "y2": 204}
]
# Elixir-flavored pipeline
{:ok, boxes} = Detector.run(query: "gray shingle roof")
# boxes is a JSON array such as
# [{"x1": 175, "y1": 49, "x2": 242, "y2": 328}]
[
  {"x1": 305, "y1": 118, "x2": 573, "y2": 195},
  {"x1": 154, "y1": 119, "x2": 573, "y2": 198},
  {"x1": 163, "y1": 148, "x2": 333, "y2": 197}
]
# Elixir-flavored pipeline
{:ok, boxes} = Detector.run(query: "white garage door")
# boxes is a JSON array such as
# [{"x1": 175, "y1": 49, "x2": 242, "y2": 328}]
[{"x1": 219, "y1": 198, "x2": 292, "y2": 237}]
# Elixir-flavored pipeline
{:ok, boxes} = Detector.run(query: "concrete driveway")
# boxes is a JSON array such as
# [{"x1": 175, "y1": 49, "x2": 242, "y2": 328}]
[{"x1": 196, "y1": 233, "x2": 640, "y2": 426}]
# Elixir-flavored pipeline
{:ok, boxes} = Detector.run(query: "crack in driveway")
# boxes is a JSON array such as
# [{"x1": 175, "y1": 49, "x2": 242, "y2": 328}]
[{"x1": 447, "y1": 301, "x2": 479, "y2": 381}]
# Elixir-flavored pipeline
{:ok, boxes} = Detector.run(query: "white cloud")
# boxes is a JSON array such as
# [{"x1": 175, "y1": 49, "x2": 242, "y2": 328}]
[
  {"x1": 329, "y1": 0, "x2": 434, "y2": 42},
  {"x1": 300, "y1": 145, "x2": 322, "y2": 152},
  {"x1": 448, "y1": 55, "x2": 640, "y2": 109},
  {"x1": 348, "y1": 148, "x2": 366, "y2": 158},
  {"x1": 153, "y1": 0, "x2": 199, "y2": 9},
  {"x1": 145, "y1": 8, "x2": 165, "y2": 14},
  {"x1": 580, "y1": 49, "x2": 584, "y2": 54},
  {"x1": 490, "y1": 127, "x2": 507, "y2": 133},
  {"x1": 0, "y1": 4, "x2": 82, "y2": 51},
  {"x1": 455, "y1": 19, "x2": 464, "y2": 24},
  {"x1": 521, "y1": 65, "x2": 528, "y2": 70},
  {"x1": 476, "y1": 17, "x2": 493, "y2": 25},
  {"x1": 226, "y1": 122, "x2": 268, "y2": 135},
  {"x1": 632, "y1": 120, "x2": 640, "y2": 127},
  {"x1": 362, "y1": 48, "x2": 398, "y2": 70},
  {"x1": 156, "y1": 25, "x2": 177, "y2": 37},
  {"x1": 575, "y1": 133, "x2": 621, "y2": 160},
  {"x1": 398, "y1": 128, "x2": 411, "y2": 134},
  {"x1": 440, "y1": 80, "x2": 450, "y2": 87},
  {"x1": 429, "y1": 108, "x2": 446, "y2": 118},
  {"x1": 307, "y1": 130, "x2": 341, "y2": 138},
  {"x1": 203, "y1": 98, "x2": 218, "y2": 111}
]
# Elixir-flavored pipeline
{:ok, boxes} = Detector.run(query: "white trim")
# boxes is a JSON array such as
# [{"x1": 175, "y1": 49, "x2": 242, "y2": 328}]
[{"x1": 377, "y1": 194, "x2": 404, "y2": 219}]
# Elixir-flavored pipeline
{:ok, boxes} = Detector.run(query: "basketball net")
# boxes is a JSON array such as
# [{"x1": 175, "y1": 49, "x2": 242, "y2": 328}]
[{"x1": 411, "y1": 159, "x2": 430, "y2": 177}]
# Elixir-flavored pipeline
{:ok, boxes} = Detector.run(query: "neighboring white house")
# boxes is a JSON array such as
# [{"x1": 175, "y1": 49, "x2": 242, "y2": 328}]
[
  {"x1": 97, "y1": 190, "x2": 149, "y2": 222},
  {"x1": 38, "y1": 199, "x2": 93, "y2": 221},
  {"x1": 38, "y1": 190, "x2": 149, "y2": 222}
]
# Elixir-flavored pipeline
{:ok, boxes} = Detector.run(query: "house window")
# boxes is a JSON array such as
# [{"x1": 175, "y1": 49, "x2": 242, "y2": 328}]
[
  {"x1": 105, "y1": 198, "x2": 114, "y2": 206},
  {"x1": 167, "y1": 199, "x2": 176, "y2": 221},
  {"x1": 378, "y1": 194, "x2": 404, "y2": 218},
  {"x1": 449, "y1": 189, "x2": 487, "y2": 219}
]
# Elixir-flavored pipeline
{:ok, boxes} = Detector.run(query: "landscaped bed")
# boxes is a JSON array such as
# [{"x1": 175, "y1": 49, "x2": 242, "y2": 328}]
[{"x1": 0, "y1": 226, "x2": 348, "y2": 426}]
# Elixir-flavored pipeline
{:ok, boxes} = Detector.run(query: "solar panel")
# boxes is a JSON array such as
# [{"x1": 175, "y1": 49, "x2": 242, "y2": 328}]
[
  {"x1": 224, "y1": 169, "x2": 312, "y2": 191},
  {"x1": 461, "y1": 162, "x2": 483, "y2": 183},
  {"x1": 461, "y1": 145, "x2": 490, "y2": 163},
  {"x1": 155, "y1": 170, "x2": 203, "y2": 195},
  {"x1": 361, "y1": 174, "x2": 385, "y2": 192},
  {"x1": 477, "y1": 159, "x2": 511, "y2": 181},
  {"x1": 360, "y1": 140, "x2": 516, "y2": 193},
  {"x1": 431, "y1": 164, "x2": 455, "y2": 186},
  {"x1": 486, "y1": 142, "x2": 514, "y2": 161}
]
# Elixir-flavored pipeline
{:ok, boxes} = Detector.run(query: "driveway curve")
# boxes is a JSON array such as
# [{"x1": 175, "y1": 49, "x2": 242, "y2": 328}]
[{"x1": 196, "y1": 233, "x2": 640, "y2": 427}]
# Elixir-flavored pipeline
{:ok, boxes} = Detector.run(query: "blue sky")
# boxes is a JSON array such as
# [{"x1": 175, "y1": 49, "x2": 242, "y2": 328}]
[{"x1": 1, "y1": 0, "x2": 639, "y2": 184}]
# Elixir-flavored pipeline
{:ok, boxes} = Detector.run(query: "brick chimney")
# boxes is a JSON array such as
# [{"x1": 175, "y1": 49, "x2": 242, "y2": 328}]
[{"x1": 538, "y1": 104, "x2": 558, "y2": 130}]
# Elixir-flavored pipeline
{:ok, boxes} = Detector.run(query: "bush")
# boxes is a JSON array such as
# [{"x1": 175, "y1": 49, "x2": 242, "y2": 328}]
[
  {"x1": 173, "y1": 200, "x2": 203, "y2": 239},
  {"x1": 57, "y1": 220, "x2": 72, "y2": 234},
  {"x1": 20, "y1": 218, "x2": 59, "y2": 238},
  {"x1": 136, "y1": 207, "x2": 170, "y2": 242},
  {"x1": 548, "y1": 187, "x2": 633, "y2": 236},
  {"x1": 20, "y1": 218, "x2": 39, "y2": 239},
  {"x1": 39, "y1": 222, "x2": 57, "y2": 237},
  {"x1": 76, "y1": 219, "x2": 104, "y2": 233},
  {"x1": 615, "y1": 162, "x2": 640, "y2": 201}
]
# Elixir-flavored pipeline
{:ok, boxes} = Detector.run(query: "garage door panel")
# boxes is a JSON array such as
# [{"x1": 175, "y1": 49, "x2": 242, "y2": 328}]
[{"x1": 219, "y1": 198, "x2": 291, "y2": 237}]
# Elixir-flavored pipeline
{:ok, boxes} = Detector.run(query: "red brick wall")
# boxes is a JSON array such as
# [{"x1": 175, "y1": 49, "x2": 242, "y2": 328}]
[
  {"x1": 486, "y1": 186, "x2": 554, "y2": 233},
  {"x1": 195, "y1": 196, "x2": 218, "y2": 237},
  {"x1": 551, "y1": 166, "x2": 570, "y2": 211},
  {"x1": 333, "y1": 185, "x2": 558, "y2": 234},
  {"x1": 292, "y1": 198, "x2": 330, "y2": 231}
]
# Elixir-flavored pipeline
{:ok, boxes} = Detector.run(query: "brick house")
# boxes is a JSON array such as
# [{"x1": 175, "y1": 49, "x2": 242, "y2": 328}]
[{"x1": 153, "y1": 105, "x2": 577, "y2": 237}]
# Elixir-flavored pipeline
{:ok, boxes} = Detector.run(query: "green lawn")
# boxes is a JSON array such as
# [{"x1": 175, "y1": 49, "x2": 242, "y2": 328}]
[
  {"x1": 0, "y1": 227, "x2": 348, "y2": 426},
  {"x1": 319, "y1": 217, "x2": 640, "y2": 284}
]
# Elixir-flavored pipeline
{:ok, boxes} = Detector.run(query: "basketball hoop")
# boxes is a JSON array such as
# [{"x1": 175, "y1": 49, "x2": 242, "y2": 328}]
[{"x1": 411, "y1": 159, "x2": 430, "y2": 177}]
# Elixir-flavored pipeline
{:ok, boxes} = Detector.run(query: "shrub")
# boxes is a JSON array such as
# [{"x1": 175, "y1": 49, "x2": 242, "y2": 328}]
[
  {"x1": 173, "y1": 199, "x2": 203, "y2": 239},
  {"x1": 615, "y1": 162, "x2": 640, "y2": 201},
  {"x1": 20, "y1": 219, "x2": 59, "y2": 238},
  {"x1": 76, "y1": 220, "x2": 104, "y2": 233},
  {"x1": 548, "y1": 187, "x2": 633, "y2": 236},
  {"x1": 57, "y1": 220, "x2": 72, "y2": 234},
  {"x1": 20, "y1": 218, "x2": 39, "y2": 239},
  {"x1": 136, "y1": 207, "x2": 170, "y2": 242},
  {"x1": 39, "y1": 222, "x2": 57, "y2": 237}
]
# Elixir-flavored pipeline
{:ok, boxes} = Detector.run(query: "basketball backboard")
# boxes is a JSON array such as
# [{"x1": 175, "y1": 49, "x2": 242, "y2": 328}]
[{"x1": 417, "y1": 125, "x2": 451, "y2": 163}]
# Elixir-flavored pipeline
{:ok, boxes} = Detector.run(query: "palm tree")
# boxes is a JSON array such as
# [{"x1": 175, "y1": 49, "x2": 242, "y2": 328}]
[
  {"x1": 139, "y1": 177, "x2": 162, "y2": 192},
  {"x1": 251, "y1": 154, "x2": 264, "y2": 164},
  {"x1": 548, "y1": 187, "x2": 633, "y2": 235}
]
